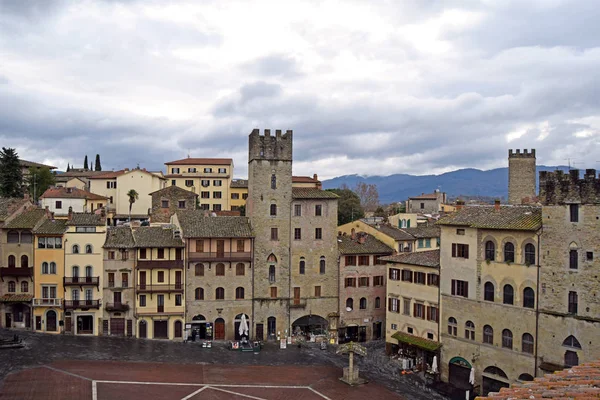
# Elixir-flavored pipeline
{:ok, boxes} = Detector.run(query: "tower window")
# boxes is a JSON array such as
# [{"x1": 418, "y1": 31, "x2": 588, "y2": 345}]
[
  {"x1": 271, "y1": 174, "x2": 276, "y2": 189},
  {"x1": 270, "y1": 204, "x2": 277, "y2": 216}
]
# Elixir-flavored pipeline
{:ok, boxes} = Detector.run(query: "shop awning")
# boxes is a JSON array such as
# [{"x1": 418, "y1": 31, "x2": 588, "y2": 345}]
[
  {"x1": 392, "y1": 331, "x2": 442, "y2": 352},
  {"x1": 539, "y1": 361, "x2": 565, "y2": 372},
  {"x1": 0, "y1": 294, "x2": 33, "y2": 303}
]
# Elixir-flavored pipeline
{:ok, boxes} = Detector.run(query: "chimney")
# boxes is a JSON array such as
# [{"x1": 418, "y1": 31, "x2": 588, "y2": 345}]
[
  {"x1": 313, "y1": 174, "x2": 321, "y2": 189},
  {"x1": 45, "y1": 206, "x2": 52, "y2": 219},
  {"x1": 456, "y1": 200, "x2": 465, "y2": 211},
  {"x1": 494, "y1": 199, "x2": 501, "y2": 211},
  {"x1": 358, "y1": 233, "x2": 367, "y2": 244},
  {"x1": 68, "y1": 206, "x2": 73, "y2": 220},
  {"x1": 350, "y1": 229, "x2": 356, "y2": 240}
]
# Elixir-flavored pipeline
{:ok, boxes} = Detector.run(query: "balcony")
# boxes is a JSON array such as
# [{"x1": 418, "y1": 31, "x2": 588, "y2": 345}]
[
  {"x1": 136, "y1": 284, "x2": 184, "y2": 293},
  {"x1": 105, "y1": 302, "x2": 130, "y2": 312},
  {"x1": 290, "y1": 300, "x2": 307, "y2": 308},
  {"x1": 1, "y1": 267, "x2": 33, "y2": 279},
  {"x1": 63, "y1": 300, "x2": 101, "y2": 310},
  {"x1": 64, "y1": 276, "x2": 100, "y2": 287},
  {"x1": 107, "y1": 281, "x2": 130, "y2": 289},
  {"x1": 136, "y1": 305, "x2": 184, "y2": 316},
  {"x1": 189, "y1": 252, "x2": 252, "y2": 262},
  {"x1": 33, "y1": 298, "x2": 62, "y2": 307},
  {"x1": 136, "y1": 260, "x2": 184, "y2": 269}
]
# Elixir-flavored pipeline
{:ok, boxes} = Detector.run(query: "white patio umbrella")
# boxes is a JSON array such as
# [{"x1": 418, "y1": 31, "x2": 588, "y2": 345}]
[
  {"x1": 431, "y1": 356, "x2": 438, "y2": 373},
  {"x1": 469, "y1": 367, "x2": 475, "y2": 385},
  {"x1": 239, "y1": 314, "x2": 249, "y2": 337}
]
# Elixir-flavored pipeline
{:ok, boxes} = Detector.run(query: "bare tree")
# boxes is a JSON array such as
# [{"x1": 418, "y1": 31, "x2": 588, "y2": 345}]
[{"x1": 354, "y1": 182, "x2": 380, "y2": 212}]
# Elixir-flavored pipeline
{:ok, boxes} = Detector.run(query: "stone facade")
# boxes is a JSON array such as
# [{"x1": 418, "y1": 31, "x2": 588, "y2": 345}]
[
  {"x1": 537, "y1": 169, "x2": 600, "y2": 372},
  {"x1": 150, "y1": 185, "x2": 198, "y2": 223},
  {"x1": 508, "y1": 149, "x2": 536, "y2": 205},
  {"x1": 406, "y1": 190, "x2": 447, "y2": 214}
]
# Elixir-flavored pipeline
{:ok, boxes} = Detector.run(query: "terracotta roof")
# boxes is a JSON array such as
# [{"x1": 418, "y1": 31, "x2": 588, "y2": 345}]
[
  {"x1": 4, "y1": 208, "x2": 46, "y2": 229},
  {"x1": 114, "y1": 214, "x2": 149, "y2": 219},
  {"x1": 337, "y1": 234, "x2": 394, "y2": 255},
  {"x1": 381, "y1": 250, "x2": 440, "y2": 268},
  {"x1": 402, "y1": 225, "x2": 441, "y2": 239},
  {"x1": 437, "y1": 205, "x2": 542, "y2": 231},
  {"x1": 0, "y1": 294, "x2": 34, "y2": 303},
  {"x1": 165, "y1": 158, "x2": 233, "y2": 166},
  {"x1": 87, "y1": 170, "x2": 127, "y2": 179},
  {"x1": 40, "y1": 187, "x2": 107, "y2": 200},
  {"x1": 19, "y1": 159, "x2": 56, "y2": 169},
  {"x1": 132, "y1": 226, "x2": 185, "y2": 248},
  {"x1": 104, "y1": 226, "x2": 136, "y2": 248},
  {"x1": 66, "y1": 213, "x2": 105, "y2": 226},
  {"x1": 374, "y1": 224, "x2": 415, "y2": 241},
  {"x1": 292, "y1": 188, "x2": 338, "y2": 199},
  {"x1": 0, "y1": 198, "x2": 29, "y2": 223},
  {"x1": 56, "y1": 170, "x2": 107, "y2": 178},
  {"x1": 149, "y1": 185, "x2": 198, "y2": 197},
  {"x1": 408, "y1": 192, "x2": 439, "y2": 200},
  {"x1": 230, "y1": 179, "x2": 248, "y2": 188},
  {"x1": 176, "y1": 210, "x2": 253, "y2": 238},
  {"x1": 34, "y1": 218, "x2": 67, "y2": 235},
  {"x1": 292, "y1": 176, "x2": 320, "y2": 183},
  {"x1": 477, "y1": 361, "x2": 600, "y2": 399}
]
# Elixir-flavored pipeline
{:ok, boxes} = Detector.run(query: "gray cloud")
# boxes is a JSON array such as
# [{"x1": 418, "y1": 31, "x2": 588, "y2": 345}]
[{"x1": 243, "y1": 54, "x2": 302, "y2": 78}]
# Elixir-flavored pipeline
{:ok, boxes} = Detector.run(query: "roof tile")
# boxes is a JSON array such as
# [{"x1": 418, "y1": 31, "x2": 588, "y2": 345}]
[
  {"x1": 165, "y1": 158, "x2": 233, "y2": 166},
  {"x1": 40, "y1": 187, "x2": 107, "y2": 200},
  {"x1": 34, "y1": 218, "x2": 67, "y2": 235},
  {"x1": 4, "y1": 208, "x2": 46, "y2": 229},
  {"x1": 337, "y1": 234, "x2": 394, "y2": 255},
  {"x1": 104, "y1": 226, "x2": 136, "y2": 248},
  {"x1": 132, "y1": 226, "x2": 184, "y2": 248},
  {"x1": 66, "y1": 213, "x2": 105, "y2": 226},
  {"x1": 437, "y1": 205, "x2": 542, "y2": 231},
  {"x1": 292, "y1": 188, "x2": 339, "y2": 199},
  {"x1": 380, "y1": 250, "x2": 440, "y2": 268},
  {"x1": 176, "y1": 211, "x2": 253, "y2": 238}
]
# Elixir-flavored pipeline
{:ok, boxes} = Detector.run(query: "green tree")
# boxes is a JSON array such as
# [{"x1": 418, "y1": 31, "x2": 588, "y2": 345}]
[
  {"x1": 94, "y1": 154, "x2": 102, "y2": 171},
  {"x1": 238, "y1": 204, "x2": 246, "y2": 216},
  {"x1": 127, "y1": 189, "x2": 139, "y2": 222},
  {"x1": 84, "y1": 155, "x2": 88, "y2": 170},
  {"x1": 373, "y1": 206, "x2": 387, "y2": 218},
  {"x1": 0, "y1": 147, "x2": 23, "y2": 198},
  {"x1": 326, "y1": 188, "x2": 364, "y2": 225},
  {"x1": 26, "y1": 167, "x2": 56, "y2": 202}
]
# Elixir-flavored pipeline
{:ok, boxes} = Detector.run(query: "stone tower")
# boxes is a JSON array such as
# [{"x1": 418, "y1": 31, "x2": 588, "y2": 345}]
[
  {"x1": 248, "y1": 129, "x2": 293, "y2": 340},
  {"x1": 508, "y1": 149, "x2": 536, "y2": 204}
]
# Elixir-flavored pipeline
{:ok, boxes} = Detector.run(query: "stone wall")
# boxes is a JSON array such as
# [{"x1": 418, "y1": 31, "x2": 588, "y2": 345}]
[
  {"x1": 539, "y1": 169, "x2": 600, "y2": 205},
  {"x1": 508, "y1": 149, "x2": 536, "y2": 205},
  {"x1": 150, "y1": 187, "x2": 197, "y2": 223}
]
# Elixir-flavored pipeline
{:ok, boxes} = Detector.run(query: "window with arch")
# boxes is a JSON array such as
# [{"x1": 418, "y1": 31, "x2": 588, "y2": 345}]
[
  {"x1": 267, "y1": 254, "x2": 277, "y2": 263},
  {"x1": 299, "y1": 258, "x2": 305, "y2": 275},
  {"x1": 563, "y1": 335, "x2": 582, "y2": 349},
  {"x1": 72, "y1": 266, "x2": 80, "y2": 277},
  {"x1": 465, "y1": 321, "x2": 475, "y2": 340},
  {"x1": 484, "y1": 282, "x2": 495, "y2": 301},
  {"x1": 8, "y1": 255, "x2": 15, "y2": 268},
  {"x1": 21, "y1": 255, "x2": 28, "y2": 268},
  {"x1": 42, "y1": 262, "x2": 49, "y2": 274},
  {"x1": 271, "y1": 174, "x2": 276, "y2": 189},
  {"x1": 7, "y1": 230, "x2": 19, "y2": 243},
  {"x1": 522, "y1": 333, "x2": 534, "y2": 354},
  {"x1": 72, "y1": 244, "x2": 80, "y2": 254},
  {"x1": 503, "y1": 284, "x2": 514, "y2": 305},
  {"x1": 236, "y1": 287, "x2": 245, "y2": 299},
  {"x1": 319, "y1": 257, "x2": 326, "y2": 274},
  {"x1": 236, "y1": 263, "x2": 245, "y2": 276},
  {"x1": 359, "y1": 297, "x2": 367, "y2": 309},
  {"x1": 524, "y1": 243, "x2": 536, "y2": 265},
  {"x1": 269, "y1": 265, "x2": 276, "y2": 282},
  {"x1": 568, "y1": 291, "x2": 578, "y2": 314},
  {"x1": 21, "y1": 281, "x2": 28, "y2": 292},
  {"x1": 502, "y1": 329, "x2": 513, "y2": 349},
  {"x1": 346, "y1": 298, "x2": 354, "y2": 310},
  {"x1": 85, "y1": 244, "x2": 93, "y2": 254},
  {"x1": 49, "y1": 262, "x2": 56, "y2": 274},
  {"x1": 504, "y1": 242, "x2": 515, "y2": 263},
  {"x1": 195, "y1": 263, "x2": 204, "y2": 276},
  {"x1": 485, "y1": 241, "x2": 495, "y2": 261},
  {"x1": 270, "y1": 204, "x2": 277, "y2": 216},
  {"x1": 565, "y1": 351, "x2": 579, "y2": 367},
  {"x1": 215, "y1": 287, "x2": 225, "y2": 300},
  {"x1": 523, "y1": 287, "x2": 535, "y2": 308},
  {"x1": 448, "y1": 317, "x2": 457, "y2": 336},
  {"x1": 569, "y1": 249, "x2": 578, "y2": 269},
  {"x1": 8, "y1": 281, "x2": 16, "y2": 293},
  {"x1": 20, "y1": 231, "x2": 32, "y2": 243},
  {"x1": 483, "y1": 325, "x2": 493, "y2": 344},
  {"x1": 85, "y1": 266, "x2": 93, "y2": 277},
  {"x1": 215, "y1": 263, "x2": 225, "y2": 276},
  {"x1": 375, "y1": 297, "x2": 381, "y2": 309},
  {"x1": 195, "y1": 287, "x2": 204, "y2": 300},
  {"x1": 518, "y1": 373, "x2": 534, "y2": 382}
]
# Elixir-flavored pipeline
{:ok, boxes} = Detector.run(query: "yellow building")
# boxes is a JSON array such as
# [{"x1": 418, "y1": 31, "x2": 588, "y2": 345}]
[
  {"x1": 387, "y1": 213, "x2": 418, "y2": 229},
  {"x1": 33, "y1": 216, "x2": 67, "y2": 334},
  {"x1": 164, "y1": 158, "x2": 234, "y2": 212},
  {"x1": 229, "y1": 179, "x2": 248, "y2": 212},
  {"x1": 132, "y1": 226, "x2": 185, "y2": 340},
  {"x1": 63, "y1": 211, "x2": 107, "y2": 335}
]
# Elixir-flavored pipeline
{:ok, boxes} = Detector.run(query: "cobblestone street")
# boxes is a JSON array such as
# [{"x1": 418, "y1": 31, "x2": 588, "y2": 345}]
[{"x1": 0, "y1": 329, "x2": 448, "y2": 399}]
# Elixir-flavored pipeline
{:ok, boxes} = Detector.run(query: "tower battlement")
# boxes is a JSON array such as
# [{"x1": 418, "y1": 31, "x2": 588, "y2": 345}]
[
  {"x1": 509, "y1": 149, "x2": 536, "y2": 158},
  {"x1": 539, "y1": 169, "x2": 600, "y2": 205},
  {"x1": 248, "y1": 129, "x2": 293, "y2": 162}
]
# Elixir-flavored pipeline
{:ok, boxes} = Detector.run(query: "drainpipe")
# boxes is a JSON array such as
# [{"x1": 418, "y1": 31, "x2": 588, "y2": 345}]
[
  {"x1": 534, "y1": 227, "x2": 542, "y2": 377},
  {"x1": 62, "y1": 237, "x2": 67, "y2": 335},
  {"x1": 251, "y1": 236, "x2": 255, "y2": 340},
  {"x1": 288, "y1": 199, "x2": 292, "y2": 339}
]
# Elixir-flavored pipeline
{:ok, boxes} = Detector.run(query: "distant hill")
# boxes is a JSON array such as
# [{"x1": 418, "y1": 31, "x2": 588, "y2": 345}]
[{"x1": 322, "y1": 166, "x2": 571, "y2": 204}]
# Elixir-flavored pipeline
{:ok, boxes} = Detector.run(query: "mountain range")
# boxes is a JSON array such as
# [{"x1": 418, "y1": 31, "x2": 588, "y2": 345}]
[{"x1": 322, "y1": 166, "x2": 572, "y2": 204}]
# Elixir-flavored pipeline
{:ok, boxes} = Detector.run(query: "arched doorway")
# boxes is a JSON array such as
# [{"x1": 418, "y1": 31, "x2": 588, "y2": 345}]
[
  {"x1": 139, "y1": 320, "x2": 147, "y2": 338},
  {"x1": 214, "y1": 318, "x2": 225, "y2": 340},
  {"x1": 292, "y1": 315, "x2": 328, "y2": 339},
  {"x1": 482, "y1": 366, "x2": 510, "y2": 396},
  {"x1": 267, "y1": 317, "x2": 276, "y2": 340},
  {"x1": 191, "y1": 314, "x2": 208, "y2": 341},
  {"x1": 234, "y1": 313, "x2": 250, "y2": 341},
  {"x1": 174, "y1": 320, "x2": 183, "y2": 338},
  {"x1": 448, "y1": 357, "x2": 472, "y2": 392},
  {"x1": 46, "y1": 310, "x2": 57, "y2": 332}
]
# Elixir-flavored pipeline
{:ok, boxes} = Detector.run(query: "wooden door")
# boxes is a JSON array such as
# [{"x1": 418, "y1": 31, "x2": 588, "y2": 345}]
[
  {"x1": 216, "y1": 240, "x2": 225, "y2": 257},
  {"x1": 255, "y1": 324, "x2": 264, "y2": 341},
  {"x1": 103, "y1": 319, "x2": 109, "y2": 335},
  {"x1": 35, "y1": 316, "x2": 42, "y2": 330},
  {"x1": 293, "y1": 287, "x2": 301, "y2": 305},
  {"x1": 113, "y1": 291, "x2": 122, "y2": 305},
  {"x1": 154, "y1": 321, "x2": 168, "y2": 339},
  {"x1": 175, "y1": 271, "x2": 182, "y2": 290},
  {"x1": 214, "y1": 318, "x2": 225, "y2": 340},
  {"x1": 5, "y1": 313, "x2": 11, "y2": 328},
  {"x1": 127, "y1": 319, "x2": 133, "y2": 337},
  {"x1": 139, "y1": 271, "x2": 146, "y2": 290},
  {"x1": 111, "y1": 318, "x2": 125, "y2": 336},
  {"x1": 139, "y1": 321, "x2": 147, "y2": 338},
  {"x1": 65, "y1": 316, "x2": 72, "y2": 333},
  {"x1": 157, "y1": 295, "x2": 164, "y2": 313},
  {"x1": 174, "y1": 321, "x2": 182, "y2": 338},
  {"x1": 46, "y1": 310, "x2": 57, "y2": 332}
]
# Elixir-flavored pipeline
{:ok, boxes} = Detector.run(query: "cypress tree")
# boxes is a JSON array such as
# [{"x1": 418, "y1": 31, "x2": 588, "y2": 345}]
[
  {"x1": 94, "y1": 154, "x2": 101, "y2": 171},
  {"x1": 0, "y1": 147, "x2": 24, "y2": 197},
  {"x1": 66, "y1": 163, "x2": 70, "y2": 172},
  {"x1": 84, "y1": 155, "x2": 88, "y2": 170}
]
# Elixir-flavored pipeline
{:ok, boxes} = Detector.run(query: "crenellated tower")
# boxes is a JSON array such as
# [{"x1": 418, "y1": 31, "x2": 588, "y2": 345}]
[{"x1": 508, "y1": 149, "x2": 536, "y2": 204}]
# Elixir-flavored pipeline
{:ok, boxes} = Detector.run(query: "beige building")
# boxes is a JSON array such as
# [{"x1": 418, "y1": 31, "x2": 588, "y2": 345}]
[
  {"x1": 383, "y1": 250, "x2": 441, "y2": 371},
  {"x1": 102, "y1": 226, "x2": 136, "y2": 337},
  {"x1": 388, "y1": 213, "x2": 419, "y2": 229},
  {"x1": 63, "y1": 211, "x2": 106, "y2": 336},
  {"x1": 338, "y1": 232, "x2": 393, "y2": 343},
  {"x1": 437, "y1": 204, "x2": 542, "y2": 396},
  {"x1": 40, "y1": 187, "x2": 108, "y2": 216},
  {"x1": 55, "y1": 176, "x2": 87, "y2": 190},
  {"x1": 164, "y1": 158, "x2": 233, "y2": 212},
  {"x1": 406, "y1": 189, "x2": 447, "y2": 214},
  {"x1": 537, "y1": 169, "x2": 600, "y2": 373},
  {"x1": 173, "y1": 211, "x2": 254, "y2": 341},
  {"x1": 133, "y1": 226, "x2": 185, "y2": 340}
]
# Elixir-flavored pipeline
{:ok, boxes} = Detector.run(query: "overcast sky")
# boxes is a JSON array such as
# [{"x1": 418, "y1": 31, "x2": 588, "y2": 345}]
[{"x1": 1, "y1": 0, "x2": 599, "y2": 179}]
